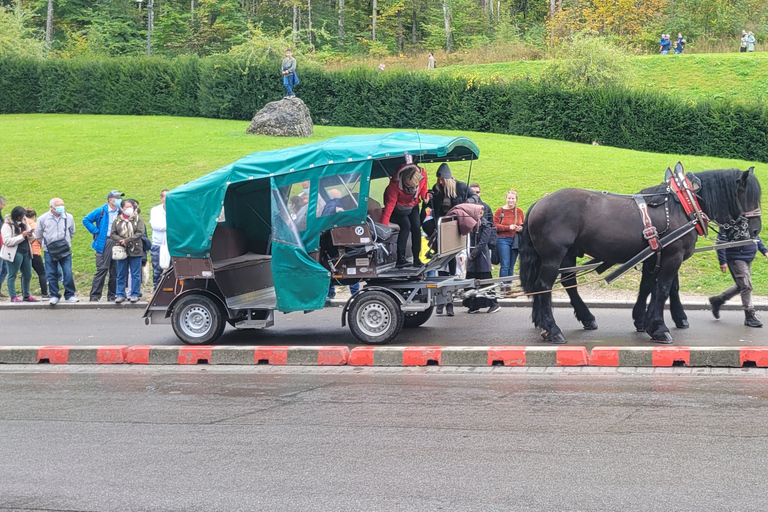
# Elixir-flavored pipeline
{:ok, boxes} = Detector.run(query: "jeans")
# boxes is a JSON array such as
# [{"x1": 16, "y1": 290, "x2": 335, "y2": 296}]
[
  {"x1": 328, "y1": 283, "x2": 360, "y2": 298},
  {"x1": 150, "y1": 244, "x2": 163, "y2": 289},
  {"x1": 116, "y1": 256, "x2": 142, "y2": 298},
  {"x1": 497, "y1": 237, "x2": 519, "y2": 279},
  {"x1": 716, "y1": 259, "x2": 754, "y2": 310},
  {"x1": 90, "y1": 239, "x2": 117, "y2": 301},
  {"x1": 0, "y1": 258, "x2": 6, "y2": 294},
  {"x1": 45, "y1": 252, "x2": 76, "y2": 300},
  {"x1": 31, "y1": 254, "x2": 48, "y2": 295},
  {"x1": 283, "y1": 74, "x2": 294, "y2": 96},
  {"x1": 7, "y1": 251, "x2": 32, "y2": 299},
  {"x1": 391, "y1": 206, "x2": 421, "y2": 262}
]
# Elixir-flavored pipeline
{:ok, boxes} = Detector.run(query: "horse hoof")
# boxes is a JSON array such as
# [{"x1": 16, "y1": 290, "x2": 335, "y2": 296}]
[
  {"x1": 539, "y1": 329, "x2": 548, "y2": 340},
  {"x1": 547, "y1": 332, "x2": 568, "y2": 344},
  {"x1": 675, "y1": 319, "x2": 690, "y2": 329},
  {"x1": 582, "y1": 320, "x2": 598, "y2": 331},
  {"x1": 650, "y1": 332, "x2": 674, "y2": 344},
  {"x1": 636, "y1": 327, "x2": 645, "y2": 333}
]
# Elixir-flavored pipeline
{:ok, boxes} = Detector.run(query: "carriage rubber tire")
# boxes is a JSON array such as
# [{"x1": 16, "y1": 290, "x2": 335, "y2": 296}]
[
  {"x1": 348, "y1": 290, "x2": 404, "y2": 345},
  {"x1": 171, "y1": 294, "x2": 226, "y2": 345},
  {"x1": 403, "y1": 306, "x2": 434, "y2": 328}
]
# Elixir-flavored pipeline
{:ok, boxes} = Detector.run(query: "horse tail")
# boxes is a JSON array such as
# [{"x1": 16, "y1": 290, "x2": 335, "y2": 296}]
[{"x1": 518, "y1": 203, "x2": 544, "y2": 328}]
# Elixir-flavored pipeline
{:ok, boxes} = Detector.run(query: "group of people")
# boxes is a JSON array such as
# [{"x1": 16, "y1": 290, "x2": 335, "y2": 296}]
[
  {"x1": 379, "y1": 159, "x2": 524, "y2": 315},
  {"x1": 659, "y1": 33, "x2": 685, "y2": 54},
  {"x1": 740, "y1": 30, "x2": 757, "y2": 52},
  {"x1": 0, "y1": 189, "x2": 168, "y2": 305}
]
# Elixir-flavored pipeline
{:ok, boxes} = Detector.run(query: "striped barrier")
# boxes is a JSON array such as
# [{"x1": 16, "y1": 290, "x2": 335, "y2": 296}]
[{"x1": 2, "y1": 345, "x2": 768, "y2": 367}]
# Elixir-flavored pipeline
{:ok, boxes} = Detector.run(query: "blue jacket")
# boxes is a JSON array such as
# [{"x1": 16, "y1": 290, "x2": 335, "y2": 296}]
[
  {"x1": 83, "y1": 204, "x2": 116, "y2": 253},
  {"x1": 717, "y1": 231, "x2": 767, "y2": 265}
]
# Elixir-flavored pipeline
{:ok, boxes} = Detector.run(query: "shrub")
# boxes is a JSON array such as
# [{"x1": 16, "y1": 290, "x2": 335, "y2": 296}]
[{"x1": 543, "y1": 35, "x2": 633, "y2": 89}]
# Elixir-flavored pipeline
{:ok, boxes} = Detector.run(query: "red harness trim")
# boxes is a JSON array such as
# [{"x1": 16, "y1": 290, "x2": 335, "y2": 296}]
[
  {"x1": 634, "y1": 197, "x2": 660, "y2": 251},
  {"x1": 669, "y1": 172, "x2": 707, "y2": 236}
]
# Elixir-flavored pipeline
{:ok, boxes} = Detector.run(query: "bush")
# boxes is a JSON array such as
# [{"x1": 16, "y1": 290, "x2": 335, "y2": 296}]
[
  {"x1": 1, "y1": 55, "x2": 767, "y2": 162},
  {"x1": 543, "y1": 36, "x2": 633, "y2": 89}
]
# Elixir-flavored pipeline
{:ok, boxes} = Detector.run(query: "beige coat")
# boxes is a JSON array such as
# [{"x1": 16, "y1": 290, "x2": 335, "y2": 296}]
[{"x1": 0, "y1": 216, "x2": 32, "y2": 262}]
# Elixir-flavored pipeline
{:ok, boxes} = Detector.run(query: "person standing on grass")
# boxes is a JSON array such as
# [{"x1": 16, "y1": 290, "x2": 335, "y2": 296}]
[
  {"x1": 25, "y1": 209, "x2": 48, "y2": 299},
  {"x1": 659, "y1": 34, "x2": 671, "y2": 54},
  {"x1": 83, "y1": 190, "x2": 123, "y2": 302},
  {"x1": 494, "y1": 190, "x2": 525, "y2": 285},
  {"x1": 35, "y1": 198, "x2": 77, "y2": 305},
  {"x1": 0, "y1": 195, "x2": 7, "y2": 298},
  {"x1": 426, "y1": 52, "x2": 436, "y2": 69},
  {"x1": 747, "y1": 32, "x2": 756, "y2": 52},
  {"x1": 281, "y1": 49, "x2": 298, "y2": 99},
  {"x1": 149, "y1": 189, "x2": 169, "y2": 290},
  {"x1": 111, "y1": 199, "x2": 146, "y2": 304},
  {"x1": 740, "y1": 30, "x2": 748, "y2": 52},
  {"x1": 675, "y1": 33, "x2": 685, "y2": 54},
  {"x1": 1, "y1": 206, "x2": 37, "y2": 303}
]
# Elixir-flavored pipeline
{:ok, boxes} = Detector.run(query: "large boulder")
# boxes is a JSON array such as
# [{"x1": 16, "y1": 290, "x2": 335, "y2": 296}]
[{"x1": 246, "y1": 98, "x2": 314, "y2": 137}]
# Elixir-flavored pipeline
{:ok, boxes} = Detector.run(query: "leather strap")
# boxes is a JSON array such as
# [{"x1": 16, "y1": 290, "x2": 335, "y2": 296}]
[{"x1": 634, "y1": 195, "x2": 660, "y2": 252}]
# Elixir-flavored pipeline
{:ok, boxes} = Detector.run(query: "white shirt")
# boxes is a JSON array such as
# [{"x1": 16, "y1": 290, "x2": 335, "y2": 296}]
[{"x1": 149, "y1": 204, "x2": 167, "y2": 246}]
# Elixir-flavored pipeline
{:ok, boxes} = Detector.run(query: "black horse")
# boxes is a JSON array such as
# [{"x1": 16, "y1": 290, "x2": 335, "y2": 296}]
[{"x1": 519, "y1": 168, "x2": 762, "y2": 344}]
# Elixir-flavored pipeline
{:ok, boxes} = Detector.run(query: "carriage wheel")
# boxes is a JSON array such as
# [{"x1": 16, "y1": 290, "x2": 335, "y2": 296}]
[
  {"x1": 403, "y1": 307, "x2": 434, "y2": 328},
  {"x1": 348, "y1": 290, "x2": 404, "y2": 345},
  {"x1": 172, "y1": 294, "x2": 226, "y2": 345}
]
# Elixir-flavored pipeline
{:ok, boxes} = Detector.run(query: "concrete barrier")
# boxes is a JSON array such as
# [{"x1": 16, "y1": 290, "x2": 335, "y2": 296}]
[
  {"x1": 347, "y1": 346, "x2": 589, "y2": 367},
  {"x1": 122, "y1": 346, "x2": 350, "y2": 365},
  {"x1": 588, "y1": 346, "x2": 768, "y2": 367}
]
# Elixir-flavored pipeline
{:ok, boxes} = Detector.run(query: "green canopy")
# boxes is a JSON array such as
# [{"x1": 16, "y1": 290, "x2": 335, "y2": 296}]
[{"x1": 165, "y1": 131, "x2": 480, "y2": 312}]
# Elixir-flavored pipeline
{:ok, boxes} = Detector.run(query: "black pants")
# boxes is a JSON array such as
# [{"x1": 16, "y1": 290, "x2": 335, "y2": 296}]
[
  {"x1": 391, "y1": 206, "x2": 421, "y2": 262},
  {"x1": 31, "y1": 254, "x2": 47, "y2": 295},
  {"x1": 90, "y1": 239, "x2": 117, "y2": 301}
]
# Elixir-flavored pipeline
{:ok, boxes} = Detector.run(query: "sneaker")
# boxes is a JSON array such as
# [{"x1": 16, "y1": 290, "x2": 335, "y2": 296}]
[
  {"x1": 11, "y1": 297, "x2": 22, "y2": 303},
  {"x1": 436, "y1": 305, "x2": 444, "y2": 315},
  {"x1": 66, "y1": 297, "x2": 79, "y2": 303},
  {"x1": 130, "y1": 296, "x2": 139, "y2": 303},
  {"x1": 23, "y1": 296, "x2": 38, "y2": 302},
  {"x1": 115, "y1": 297, "x2": 126, "y2": 304},
  {"x1": 487, "y1": 304, "x2": 501, "y2": 314},
  {"x1": 468, "y1": 308, "x2": 481, "y2": 314},
  {"x1": 49, "y1": 296, "x2": 60, "y2": 305},
  {"x1": 41, "y1": 294, "x2": 49, "y2": 299},
  {"x1": 396, "y1": 257, "x2": 409, "y2": 268},
  {"x1": 745, "y1": 310, "x2": 763, "y2": 328}
]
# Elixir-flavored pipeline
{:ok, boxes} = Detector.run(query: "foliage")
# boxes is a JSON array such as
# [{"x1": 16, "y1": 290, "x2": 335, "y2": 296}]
[
  {"x1": 542, "y1": 35, "x2": 633, "y2": 89},
  {"x1": 0, "y1": 6, "x2": 45, "y2": 58},
  {"x1": 0, "y1": 114, "x2": 764, "y2": 295}
]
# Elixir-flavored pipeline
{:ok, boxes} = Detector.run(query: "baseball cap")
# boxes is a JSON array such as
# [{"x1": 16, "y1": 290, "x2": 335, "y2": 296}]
[{"x1": 107, "y1": 190, "x2": 125, "y2": 200}]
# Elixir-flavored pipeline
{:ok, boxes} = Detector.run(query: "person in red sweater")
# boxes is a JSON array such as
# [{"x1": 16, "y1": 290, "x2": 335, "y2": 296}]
[
  {"x1": 381, "y1": 163, "x2": 429, "y2": 267},
  {"x1": 493, "y1": 189, "x2": 525, "y2": 282}
]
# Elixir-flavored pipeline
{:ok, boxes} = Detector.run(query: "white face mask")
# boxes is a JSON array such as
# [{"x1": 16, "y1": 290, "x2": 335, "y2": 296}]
[{"x1": 123, "y1": 207, "x2": 134, "y2": 216}]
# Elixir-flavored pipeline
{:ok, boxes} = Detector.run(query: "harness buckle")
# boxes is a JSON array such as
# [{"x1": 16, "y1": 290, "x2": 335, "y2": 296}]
[{"x1": 643, "y1": 227, "x2": 660, "y2": 251}]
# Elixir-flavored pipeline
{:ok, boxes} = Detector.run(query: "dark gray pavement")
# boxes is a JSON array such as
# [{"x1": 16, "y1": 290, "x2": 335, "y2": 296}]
[
  {"x1": 2, "y1": 366, "x2": 768, "y2": 511},
  {"x1": 1, "y1": 305, "x2": 766, "y2": 348}
]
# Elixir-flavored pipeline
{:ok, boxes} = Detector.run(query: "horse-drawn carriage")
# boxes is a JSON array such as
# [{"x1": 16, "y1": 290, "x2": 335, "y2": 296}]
[{"x1": 144, "y1": 131, "x2": 763, "y2": 346}]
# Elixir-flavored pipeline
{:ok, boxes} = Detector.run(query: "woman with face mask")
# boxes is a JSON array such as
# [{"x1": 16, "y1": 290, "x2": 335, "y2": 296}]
[
  {"x1": 0, "y1": 206, "x2": 37, "y2": 302},
  {"x1": 110, "y1": 199, "x2": 146, "y2": 304}
]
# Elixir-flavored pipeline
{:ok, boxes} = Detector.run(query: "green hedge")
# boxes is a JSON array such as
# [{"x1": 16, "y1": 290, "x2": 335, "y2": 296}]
[{"x1": 2, "y1": 56, "x2": 767, "y2": 162}]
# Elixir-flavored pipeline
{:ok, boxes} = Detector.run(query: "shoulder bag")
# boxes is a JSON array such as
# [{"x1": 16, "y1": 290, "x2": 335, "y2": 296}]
[{"x1": 45, "y1": 216, "x2": 72, "y2": 261}]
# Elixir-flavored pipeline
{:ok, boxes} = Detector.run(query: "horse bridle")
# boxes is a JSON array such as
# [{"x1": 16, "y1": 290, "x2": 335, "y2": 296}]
[{"x1": 718, "y1": 180, "x2": 762, "y2": 241}]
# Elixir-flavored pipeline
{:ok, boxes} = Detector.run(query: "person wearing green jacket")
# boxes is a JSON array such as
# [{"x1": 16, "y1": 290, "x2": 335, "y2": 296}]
[{"x1": 281, "y1": 49, "x2": 298, "y2": 98}]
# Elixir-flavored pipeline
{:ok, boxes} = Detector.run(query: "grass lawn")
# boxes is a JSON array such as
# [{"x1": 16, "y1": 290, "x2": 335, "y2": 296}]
[
  {"x1": 0, "y1": 113, "x2": 765, "y2": 297},
  {"x1": 442, "y1": 52, "x2": 768, "y2": 104}
]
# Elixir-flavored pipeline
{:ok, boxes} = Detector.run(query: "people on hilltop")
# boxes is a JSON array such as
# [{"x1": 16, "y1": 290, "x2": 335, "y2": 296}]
[
  {"x1": 675, "y1": 33, "x2": 686, "y2": 54},
  {"x1": 1, "y1": 206, "x2": 37, "y2": 302},
  {"x1": 0, "y1": 195, "x2": 7, "y2": 297},
  {"x1": 494, "y1": 189, "x2": 525, "y2": 285},
  {"x1": 426, "y1": 52, "x2": 437, "y2": 69},
  {"x1": 83, "y1": 190, "x2": 123, "y2": 302},
  {"x1": 35, "y1": 198, "x2": 78, "y2": 305},
  {"x1": 25, "y1": 209, "x2": 48, "y2": 299},
  {"x1": 740, "y1": 30, "x2": 749, "y2": 52},
  {"x1": 747, "y1": 31, "x2": 756, "y2": 52},
  {"x1": 111, "y1": 199, "x2": 146, "y2": 304},
  {"x1": 659, "y1": 34, "x2": 672, "y2": 54},
  {"x1": 149, "y1": 189, "x2": 169, "y2": 290},
  {"x1": 382, "y1": 162, "x2": 429, "y2": 268},
  {"x1": 281, "y1": 48, "x2": 298, "y2": 99}
]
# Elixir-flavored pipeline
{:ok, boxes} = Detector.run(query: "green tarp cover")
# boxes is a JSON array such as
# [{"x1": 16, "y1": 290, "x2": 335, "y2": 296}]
[{"x1": 165, "y1": 131, "x2": 479, "y2": 312}]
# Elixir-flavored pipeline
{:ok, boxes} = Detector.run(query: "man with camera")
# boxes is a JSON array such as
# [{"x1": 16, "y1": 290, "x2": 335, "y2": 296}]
[{"x1": 35, "y1": 198, "x2": 77, "y2": 305}]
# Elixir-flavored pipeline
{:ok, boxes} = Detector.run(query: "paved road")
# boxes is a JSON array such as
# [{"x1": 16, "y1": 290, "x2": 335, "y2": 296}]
[
  {"x1": 1, "y1": 365, "x2": 767, "y2": 511},
  {"x1": 2, "y1": 305, "x2": 766, "y2": 348}
]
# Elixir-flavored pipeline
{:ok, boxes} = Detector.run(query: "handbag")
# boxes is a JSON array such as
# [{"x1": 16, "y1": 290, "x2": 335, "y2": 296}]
[
  {"x1": 159, "y1": 240, "x2": 171, "y2": 269},
  {"x1": 112, "y1": 244, "x2": 128, "y2": 261},
  {"x1": 44, "y1": 217, "x2": 72, "y2": 261}
]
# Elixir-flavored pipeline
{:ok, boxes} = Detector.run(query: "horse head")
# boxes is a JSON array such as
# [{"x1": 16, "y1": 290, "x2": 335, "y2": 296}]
[
  {"x1": 695, "y1": 167, "x2": 761, "y2": 240},
  {"x1": 737, "y1": 167, "x2": 762, "y2": 239}
]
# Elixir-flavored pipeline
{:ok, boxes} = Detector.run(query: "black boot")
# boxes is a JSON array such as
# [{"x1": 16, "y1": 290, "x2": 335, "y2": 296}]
[
  {"x1": 446, "y1": 302, "x2": 454, "y2": 317},
  {"x1": 396, "y1": 255, "x2": 409, "y2": 268},
  {"x1": 709, "y1": 296, "x2": 724, "y2": 319},
  {"x1": 745, "y1": 310, "x2": 763, "y2": 328}
]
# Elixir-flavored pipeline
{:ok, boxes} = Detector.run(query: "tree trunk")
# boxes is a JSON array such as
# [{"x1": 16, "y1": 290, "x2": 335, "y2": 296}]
[
  {"x1": 307, "y1": 0, "x2": 313, "y2": 50},
  {"x1": 412, "y1": 9, "x2": 417, "y2": 44},
  {"x1": 45, "y1": 0, "x2": 53, "y2": 48},
  {"x1": 397, "y1": 9, "x2": 403, "y2": 52},
  {"x1": 190, "y1": 0, "x2": 194, "y2": 17},
  {"x1": 442, "y1": 0, "x2": 452, "y2": 52},
  {"x1": 549, "y1": 0, "x2": 556, "y2": 19},
  {"x1": 372, "y1": 0, "x2": 377, "y2": 41},
  {"x1": 293, "y1": 3, "x2": 298, "y2": 43},
  {"x1": 338, "y1": 0, "x2": 344, "y2": 41}
]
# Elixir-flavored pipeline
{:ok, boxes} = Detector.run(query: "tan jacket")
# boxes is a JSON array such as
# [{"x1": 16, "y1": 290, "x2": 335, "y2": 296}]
[{"x1": 0, "y1": 217, "x2": 32, "y2": 262}]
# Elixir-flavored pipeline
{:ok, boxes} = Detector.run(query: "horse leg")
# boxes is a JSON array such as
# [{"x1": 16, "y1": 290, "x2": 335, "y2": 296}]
[
  {"x1": 536, "y1": 258, "x2": 568, "y2": 344},
  {"x1": 669, "y1": 274, "x2": 689, "y2": 328},
  {"x1": 561, "y1": 253, "x2": 597, "y2": 330},
  {"x1": 643, "y1": 257, "x2": 683, "y2": 344},
  {"x1": 633, "y1": 263, "x2": 655, "y2": 332}
]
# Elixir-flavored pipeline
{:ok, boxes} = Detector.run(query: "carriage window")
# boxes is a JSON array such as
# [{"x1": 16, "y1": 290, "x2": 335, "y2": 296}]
[
  {"x1": 317, "y1": 173, "x2": 361, "y2": 217},
  {"x1": 280, "y1": 180, "x2": 310, "y2": 232}
]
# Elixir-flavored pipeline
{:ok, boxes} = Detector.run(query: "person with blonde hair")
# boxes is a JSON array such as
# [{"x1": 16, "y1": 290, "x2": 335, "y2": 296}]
[
  {"x1": 381, "y1": 162, "x2": 429, "y2": 267},
  {"x1": 494, "y1": 189, "x2": 525, "y2": 282}
]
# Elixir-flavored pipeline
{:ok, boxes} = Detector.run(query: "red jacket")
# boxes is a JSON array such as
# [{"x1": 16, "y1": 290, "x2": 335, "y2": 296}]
[{"x1": 381, "y1": 165, "x2": 429, "y2": 225}]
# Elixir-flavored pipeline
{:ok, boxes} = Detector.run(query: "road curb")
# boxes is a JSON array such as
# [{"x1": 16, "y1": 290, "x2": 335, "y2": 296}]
[
  {"x1": 6, "y1": 345, "x2": 768, "y2": 368},
  {"x1": 0, "y1": 301, "x2": 147, "y2": 310}
]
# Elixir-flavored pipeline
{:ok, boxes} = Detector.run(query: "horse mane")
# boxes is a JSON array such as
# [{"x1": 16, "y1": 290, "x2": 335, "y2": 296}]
[
  {"x1": 637, "y1": 182, "x2": 669, "y2": 206},
  {"x1": 694, "y1": 169, "x2": 761, "y2": 224}
]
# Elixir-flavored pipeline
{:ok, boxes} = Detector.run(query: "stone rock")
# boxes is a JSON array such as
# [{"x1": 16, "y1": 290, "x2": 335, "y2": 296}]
[{"x1": 246, "y1": 97, "x2": 314, "y2": 137}]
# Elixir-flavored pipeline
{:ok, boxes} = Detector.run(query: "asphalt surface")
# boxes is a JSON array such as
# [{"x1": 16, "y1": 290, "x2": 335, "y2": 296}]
[
  {"x1": 1, "y1": 305, "x2": 766, "y2": 348},
  {"x1": 1, "y1": 365, "x2": 768, "y2": 511}
]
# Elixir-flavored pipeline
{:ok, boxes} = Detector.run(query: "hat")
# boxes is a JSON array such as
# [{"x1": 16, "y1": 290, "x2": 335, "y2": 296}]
[
  {"x1": 436, "y1": 163, "x2": 453, "y2": 179},
  {"x1": 107, "y1": 190, "x2": 124, "y2": 200}
]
